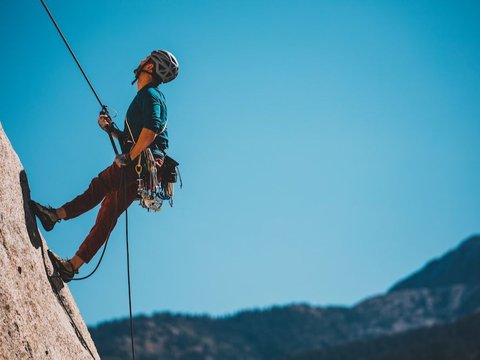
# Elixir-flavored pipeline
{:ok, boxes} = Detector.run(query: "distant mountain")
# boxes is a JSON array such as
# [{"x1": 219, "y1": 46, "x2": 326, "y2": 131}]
[
  {"x1": 285, "y1": 311, "x2": 480, "y2": 360},
  {"x1": 89, "y1": 236, "x2": 480, "y2": 360},
  {"x1": 390, "y1": 235, "x2": 480, "y2": 292},
  {"x1": 91, "y1": 306, "x2": 354, "y2": 360}
]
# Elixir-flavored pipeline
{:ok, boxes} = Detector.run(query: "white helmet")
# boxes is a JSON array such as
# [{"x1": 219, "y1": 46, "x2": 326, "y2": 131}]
[{"x1": 133, "y1": 50, "x2": 179, "y2": 84}]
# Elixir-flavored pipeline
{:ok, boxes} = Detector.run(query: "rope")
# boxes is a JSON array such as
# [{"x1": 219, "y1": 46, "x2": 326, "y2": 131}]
[
  {"x1": 124, "y1": 178, "x2": 136, "y2": 359},
  {"x1": 39, "y1": 0, "x2": 102, "y2": 106},
  {"x1": 71, "y1": 168, "x2": 126, "y2": 281},
  {"x1": 38, "y1": 235, "x2": 97, "y2": 359},
  {"x1": 39, "y1": 1, "x2": 136, "y2": 355},
  {"x1": 39, "y1": 0, "x2": 119, "y2": 155},
  {"x1": 71, "y1": 168, "x2": 136, "y2": 358}
]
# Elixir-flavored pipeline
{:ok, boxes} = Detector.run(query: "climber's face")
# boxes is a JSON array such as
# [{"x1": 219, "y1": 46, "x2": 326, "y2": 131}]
[
  {"x1": 134, "y1": 57, "x2": 153, "y2": 79},
  {"x1": 138, "y1": 56, "x2": 149, "y2": 68}
]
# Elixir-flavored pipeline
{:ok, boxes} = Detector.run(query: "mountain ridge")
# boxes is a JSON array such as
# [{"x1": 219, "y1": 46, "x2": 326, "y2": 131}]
[
  {"x1": 285, "y1": 311, "x2": 480, "y2": 360},
  {"x1": 90, "y1": 235, "x2": 480, "y2": 360},
  {"x1": 390, "y1": 235, "x2": 480, "y2": 292}
]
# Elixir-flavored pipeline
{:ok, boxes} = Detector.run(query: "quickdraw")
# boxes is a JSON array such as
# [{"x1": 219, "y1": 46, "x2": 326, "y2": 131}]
[{"x1": 125, "y1": 120, "x2": 180, "y2": 212}]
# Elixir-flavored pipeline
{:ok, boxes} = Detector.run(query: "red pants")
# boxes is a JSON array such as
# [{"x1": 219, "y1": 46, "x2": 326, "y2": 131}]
[{"x1": 61, "y1": 162, "x2": 138, "y2": 263}]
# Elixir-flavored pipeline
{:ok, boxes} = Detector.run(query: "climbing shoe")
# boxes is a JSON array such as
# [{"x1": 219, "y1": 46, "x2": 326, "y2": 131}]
[
  {"x1": 29, "y1": 200, "x2": 59, "y2": 231},
  {"x1": 47, "y1": 250, "x2": 78, "y2": 283}
]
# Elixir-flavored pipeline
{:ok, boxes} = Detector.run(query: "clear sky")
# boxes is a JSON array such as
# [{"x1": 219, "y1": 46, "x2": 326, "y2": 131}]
[{"x1": 1, "y1": 0, "x2": 479, "y2": 326}]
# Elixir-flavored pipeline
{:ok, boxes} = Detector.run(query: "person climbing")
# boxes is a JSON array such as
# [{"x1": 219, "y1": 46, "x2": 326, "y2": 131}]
[{"x1": 30, "y1": 50, "x2": 179, "y2": 283}]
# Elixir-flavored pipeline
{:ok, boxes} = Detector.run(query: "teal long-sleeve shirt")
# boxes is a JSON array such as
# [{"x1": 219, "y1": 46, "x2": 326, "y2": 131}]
[{"x1": 124, "y1": 83, "x2": 168, "y2": 158}]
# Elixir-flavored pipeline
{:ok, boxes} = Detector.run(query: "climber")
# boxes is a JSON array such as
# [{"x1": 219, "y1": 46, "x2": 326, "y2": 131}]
[{"x1": 30, "y1": 50, "x2": 179, "y2": 283}]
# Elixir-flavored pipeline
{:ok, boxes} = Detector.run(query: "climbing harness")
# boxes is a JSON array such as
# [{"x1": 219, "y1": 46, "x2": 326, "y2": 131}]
[{"x1": 124, "y1": 119, "x2": 180, "y2": 212}]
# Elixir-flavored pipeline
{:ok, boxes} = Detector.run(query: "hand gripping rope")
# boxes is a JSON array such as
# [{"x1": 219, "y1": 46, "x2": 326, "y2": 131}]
[{"x1": 39, "y1": 0, "x2": 135, "y2": 358}]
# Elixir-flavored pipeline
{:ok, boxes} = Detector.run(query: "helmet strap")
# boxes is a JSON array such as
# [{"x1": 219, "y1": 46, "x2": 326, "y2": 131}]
[{"x1": 131, "y1": 61, "x2": 153, "y2": 85}]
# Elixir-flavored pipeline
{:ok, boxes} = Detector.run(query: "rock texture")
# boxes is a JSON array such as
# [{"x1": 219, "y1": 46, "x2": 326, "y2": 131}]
[{"x1": 0, "y1": 124, "x2": 99, "y2": 359}]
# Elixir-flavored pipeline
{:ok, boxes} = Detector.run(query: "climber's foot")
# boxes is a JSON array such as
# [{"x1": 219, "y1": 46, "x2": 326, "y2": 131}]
[
  {"x1": 47, "y1": 250, "x2": 78, "y2": 283},
  {"x1": 29, "y1": 200, "x2": 60, "y2": 232}
]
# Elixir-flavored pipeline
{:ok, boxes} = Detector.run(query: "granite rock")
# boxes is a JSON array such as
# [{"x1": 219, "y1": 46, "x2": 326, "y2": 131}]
[{"x1": 0, "y1": 124, "x2": 99, "y2": 360}]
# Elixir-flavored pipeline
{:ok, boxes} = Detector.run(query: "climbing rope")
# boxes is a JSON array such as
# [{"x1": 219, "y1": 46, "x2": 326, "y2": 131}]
[
  {"x1": 38, "y1": 233, "x2": 97, "y2": 359},
  {"x1": 39, "y1": 0, "x2": 119, "y2": 155},
  {"x1": 124, "y1": 176, "x2": 136, "y2": 360},
  {"x1": 39, "y1": 1, "x2": 135, "y2": 358}
]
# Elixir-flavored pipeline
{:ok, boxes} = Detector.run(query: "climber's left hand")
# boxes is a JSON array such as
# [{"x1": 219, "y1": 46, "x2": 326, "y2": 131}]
[{"x1": 115, "y1": 153, "x2": 131, "y2": 168}]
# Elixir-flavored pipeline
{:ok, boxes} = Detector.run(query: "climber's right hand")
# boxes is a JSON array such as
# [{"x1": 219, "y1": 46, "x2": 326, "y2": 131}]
[{"x1": 98, "y1": 114, "x2": 113, "y2": 133}]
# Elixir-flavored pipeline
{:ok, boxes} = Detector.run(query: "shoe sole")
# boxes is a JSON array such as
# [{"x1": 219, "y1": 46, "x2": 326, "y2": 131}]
[
  {"x1": 29, "y1": 200, "x2": 56, "y2": 232},
  {"x1": 47, "y1": 250, "x2": 75, "y2": 283}
]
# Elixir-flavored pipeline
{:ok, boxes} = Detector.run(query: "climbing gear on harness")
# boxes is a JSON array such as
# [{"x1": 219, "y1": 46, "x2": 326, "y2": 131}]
[
  {"x1": 135, "y1": 149, "x2": 179, "y2": 211},
  {"x1": 132, "y1": 50, "x2": 179, "y2": 85},
  {"x1": 160, "y1": 155, "x2": 181, "y2": 205},
  {"x1": 115, "y1": 153, "x2": 132, "y2": 167},
  {"x1": 47, "y1": 250, "x2": 78, "y2": 283},
  {"x1": 124, "y1": 116, "x2": 180, "y2": 211},
  {"x1": 29, "y1": 200, "x2": 60, "y2": 232}
]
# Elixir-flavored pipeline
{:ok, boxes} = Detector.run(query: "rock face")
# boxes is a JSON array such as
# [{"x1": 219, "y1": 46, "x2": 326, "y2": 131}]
[{"x1": 0, "y1": 124, "x2": 99, "y2": 359}]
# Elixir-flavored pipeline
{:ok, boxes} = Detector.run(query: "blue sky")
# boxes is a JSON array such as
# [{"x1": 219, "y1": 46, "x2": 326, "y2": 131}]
[{"x1": 1, "y1": 0, "x2": 480, "y2": 325}]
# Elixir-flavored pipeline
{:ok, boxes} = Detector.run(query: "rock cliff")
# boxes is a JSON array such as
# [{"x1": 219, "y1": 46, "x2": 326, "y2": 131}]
[{"x1": 0, "y1": 124, "x2": 99, "y2": 359}]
